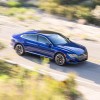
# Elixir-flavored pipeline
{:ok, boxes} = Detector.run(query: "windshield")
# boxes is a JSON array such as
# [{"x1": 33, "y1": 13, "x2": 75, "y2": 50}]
[{"x1": 48, "y1": 34, "x2": 70, "y2": 45}]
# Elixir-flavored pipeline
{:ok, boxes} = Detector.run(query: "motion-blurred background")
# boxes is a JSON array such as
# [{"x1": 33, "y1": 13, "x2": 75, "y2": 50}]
[
  {"x1": 0, "y1": 0, "x2": 100, "y2": 25},
  {"x1": 0, "y1": 0, "x2": 100, "y2": 100}
]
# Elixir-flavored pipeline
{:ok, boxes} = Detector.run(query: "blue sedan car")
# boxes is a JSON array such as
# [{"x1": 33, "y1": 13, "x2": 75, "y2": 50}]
[{"x1": 11, "y1": 30, "x2": 88, "y2": 66}]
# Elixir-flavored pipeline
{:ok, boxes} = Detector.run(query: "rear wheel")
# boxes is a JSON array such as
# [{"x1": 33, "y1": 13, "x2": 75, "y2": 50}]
[
  {"x1": 15, "y1": 44, "x2": 25, "y2": 56},
  {"x1": 55, "y1": 53, "x2": 66, "y2": 66}
]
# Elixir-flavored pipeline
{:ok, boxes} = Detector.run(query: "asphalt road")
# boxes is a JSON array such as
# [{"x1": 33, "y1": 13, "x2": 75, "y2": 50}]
[{"x1": 0, "y1": 15, "x2": 100, "y2": 97}]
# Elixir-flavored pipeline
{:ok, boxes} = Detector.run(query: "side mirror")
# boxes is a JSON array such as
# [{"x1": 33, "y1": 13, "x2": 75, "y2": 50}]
[{"x1": 46, "y1": 43, "x2": 52, "y2": 47}]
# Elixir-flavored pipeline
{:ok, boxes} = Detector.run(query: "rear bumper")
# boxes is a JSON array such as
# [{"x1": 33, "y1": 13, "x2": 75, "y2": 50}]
[{"x1": 11, "y1": 40, "x2": 16, "y2": 49}]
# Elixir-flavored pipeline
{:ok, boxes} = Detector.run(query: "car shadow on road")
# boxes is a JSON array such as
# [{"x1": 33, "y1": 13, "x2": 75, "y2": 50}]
[
  {"x1": 50, "y1": 61, "x2": 100, "y2": 84},
  {"x1": 22, "y1": 53, "x2": 100, "y2": 84}
]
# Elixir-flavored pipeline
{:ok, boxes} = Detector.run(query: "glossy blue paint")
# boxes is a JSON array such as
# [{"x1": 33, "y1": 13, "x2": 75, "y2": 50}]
[{"x1": 11, "y1": 30, "x2": 88, "y2": 64}]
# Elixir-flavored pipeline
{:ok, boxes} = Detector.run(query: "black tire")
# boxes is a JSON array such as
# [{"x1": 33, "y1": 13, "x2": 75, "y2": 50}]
[
  {"x1": 54, "y1": 53, "x2": 66, "y2": 66},
  {"x1": 15, "y1": 44, "x2": 25, "y2": 56}
]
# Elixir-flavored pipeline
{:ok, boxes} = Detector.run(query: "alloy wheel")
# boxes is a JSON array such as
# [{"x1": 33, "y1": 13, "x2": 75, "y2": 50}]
[
  {"x1": 15, "y1": 44, "x2": 24, "y2": 55},
  {"x1": 55, "y1": 53, "x2": 65, "y2": 66}
]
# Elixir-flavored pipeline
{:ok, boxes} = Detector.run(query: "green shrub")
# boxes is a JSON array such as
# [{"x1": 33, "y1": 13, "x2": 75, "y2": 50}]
[
  {"x1": 7, "y1": 0, "x2": 21, "y2": 7},
  {"x1": 0, "y1": 7, "x2": 28, "y2": 16},
  {"x1": 0, "y1": 7, "x2": 39, "y2": 21},
  {"x1": 93, "y1": 0, "x2": 100, "y2": 6},
  {"x1": 40, "y1": 0, "x2": 84, "y2": 5},
  {"x1": 39, "y1": 2, "x2": 59, "y2": 14},
  {"x1": 59, "y1": 0, "x2": 84, "y2": 5},
  {"x1": 64, "y1": 6, "x2": 75, "y2": 20},
  {"x1": 74, "y1": 6, "x2": 91, "y2": 19},
  {"x1": 55, "y1": 6, "x2": 67, "y2": 16},
  {"x1": 16, "y1": 7, "x2": 28, "y2": 13},
  {"x1": 86, "y1": 15, "x2": 100, "y2": 26}
]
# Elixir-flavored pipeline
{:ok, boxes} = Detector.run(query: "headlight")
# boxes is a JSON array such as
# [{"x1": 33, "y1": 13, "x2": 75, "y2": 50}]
[{"x1": 68, "y1": 54, "x2": 78, "y2": 58}]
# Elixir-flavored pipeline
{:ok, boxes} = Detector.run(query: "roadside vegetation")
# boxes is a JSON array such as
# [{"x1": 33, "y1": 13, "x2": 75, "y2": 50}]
[
  {"x1": 0, "y1": 6, "x2": 40, "y2": 21},
  {"x1": 0, "y1": 0, "x2": 99, "y2": 25},
  {"x1": 6, "y1": 0, "x2": 21, "y2": 7},
  {"x1": 39, "y1": 0, "x2": 100, "y2": 26},
  {"x1": 0, "y1": 60, "x2": 83, "y2": 100}
]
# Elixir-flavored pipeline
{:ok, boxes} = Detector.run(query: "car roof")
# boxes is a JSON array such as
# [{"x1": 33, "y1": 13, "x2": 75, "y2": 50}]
[{"x1": 24, "y1": 30, "x2": 61, "y2": 37}]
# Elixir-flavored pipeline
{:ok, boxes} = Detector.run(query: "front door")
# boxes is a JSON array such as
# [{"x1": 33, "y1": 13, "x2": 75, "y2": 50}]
[{"x1": 37, "y1": 35, "x2": 55, "y2": 58}]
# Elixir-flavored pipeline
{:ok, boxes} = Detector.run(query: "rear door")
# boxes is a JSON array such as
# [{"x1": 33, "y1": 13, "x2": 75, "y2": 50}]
[{"x1": 22, "y1": 34, "x2": 39, "y2": 53}]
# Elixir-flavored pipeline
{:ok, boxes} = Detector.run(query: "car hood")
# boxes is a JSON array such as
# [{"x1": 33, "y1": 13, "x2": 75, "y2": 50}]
[{"x1": 57, "y1": 43, "x2": 85, "y2": 55}]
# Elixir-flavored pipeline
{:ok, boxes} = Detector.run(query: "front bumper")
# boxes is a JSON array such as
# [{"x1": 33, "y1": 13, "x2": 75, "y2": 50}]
[{"x1": 66, "y1": 54, "x2": 88, "y2": 64}]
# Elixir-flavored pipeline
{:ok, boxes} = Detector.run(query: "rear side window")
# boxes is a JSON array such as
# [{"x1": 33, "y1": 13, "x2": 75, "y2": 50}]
[
  {"x1": 38, "y1": 36, "x2": 50, "y2": 44},
  {"x1": 21, "y1": 34, "x2": 37, "y2": 42}
]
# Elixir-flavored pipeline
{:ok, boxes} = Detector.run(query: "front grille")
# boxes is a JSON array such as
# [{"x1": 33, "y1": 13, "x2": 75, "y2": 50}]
[{"x1": 77, "y1": 54, "x2": 87, "y2": 61}]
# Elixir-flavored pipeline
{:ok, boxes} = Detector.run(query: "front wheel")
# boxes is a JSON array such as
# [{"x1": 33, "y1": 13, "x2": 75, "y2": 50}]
[
  {"x1": 55, "y1": 53, "x2": 66, "y2": 66},
  {"x1": 15, "y1": 44, "x2": 25, "y2": 56}
]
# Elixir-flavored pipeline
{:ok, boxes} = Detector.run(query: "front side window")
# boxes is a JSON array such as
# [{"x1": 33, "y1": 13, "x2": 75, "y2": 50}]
[
  {"x1": 38, "y1": 36, "x2": 50, "y2": 44},
  {"x1": 22, "y1": 34, "x2": 37, "y2": 42}
]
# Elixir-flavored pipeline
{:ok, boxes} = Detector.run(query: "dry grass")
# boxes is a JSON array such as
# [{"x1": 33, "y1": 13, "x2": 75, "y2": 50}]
[
  {"x1": 0, "y1": 41, "x2": 5, "y2": 50},
  {"x1": 0, "y1": 60, "x2": 82, "y2": 100}
]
